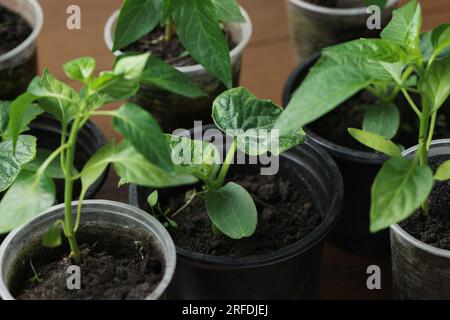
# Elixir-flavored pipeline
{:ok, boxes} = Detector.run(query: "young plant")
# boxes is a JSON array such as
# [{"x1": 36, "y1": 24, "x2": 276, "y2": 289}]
[
  {"x1": 0, "y1": 54, "x2": 206, "y2": 262},
  {"x1": 276, "y1": 0, "x2": 450, "y2": 232},
  {"x1": 113, "y1": 0, "x2": 246, "y2": 89},
  {"x1": 142, "y1": 87, "x2": 304, "y2": 239}
]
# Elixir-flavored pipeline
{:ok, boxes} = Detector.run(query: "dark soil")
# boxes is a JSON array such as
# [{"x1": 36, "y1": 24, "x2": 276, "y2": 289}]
[
  {"x1": 124, "y1": 26, "x2": 236, "y2": 67},
  {"x1": 305, "y1": 0, "x2": 373, "y2": 8},
  {"x1": 12, "y1": 225, "x2": 164, "y2": 300},
  {"x1": 309, "y1": 90, "x2": 450, "y2": 151},
  {"x1": 0, "y1": 5, "x2": 32, "y2": 55},
  {"x1": 401, "y1": 178, "x2": 450, "y2": 251},
  {"x1": 165, "y1": 174, "x2": 321, "y2": 257}
]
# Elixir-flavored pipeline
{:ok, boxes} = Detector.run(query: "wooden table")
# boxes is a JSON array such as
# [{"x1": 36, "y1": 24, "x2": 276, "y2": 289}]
[{"x1": 36, "y1": 0, "x2": 450, "y2": 300}]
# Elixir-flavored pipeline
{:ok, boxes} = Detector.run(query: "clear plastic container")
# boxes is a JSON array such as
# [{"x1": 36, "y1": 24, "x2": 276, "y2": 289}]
[
  {"x1": 285, "y1": 0, "x2": 398, "y2": 63},
  {"x1": 0, "y1": 200, "x2": 176, "y2": 300},
  {"x1": 0, "y1": 0, "x2": 43, "y2": 99},
  {"x1": 104, "y1": 6, "x2": 252, "y2": 132},
  {"x1": 391, "y1": 140, "x2": 450, "y2": 299}
]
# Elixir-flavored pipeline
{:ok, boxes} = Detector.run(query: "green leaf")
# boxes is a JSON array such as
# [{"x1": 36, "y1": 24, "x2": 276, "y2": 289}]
[
  {"x1": 381, "y1": 0, "x2": 422, "y2": 53},
  {"x1": 113, "y1": 141, "x2": 197, "y2": 188},
  {"x1": 275, "y1": 59, "x2": 371, "y2": 134},
  {"x1": 161, "y1": 0, "x2": 172, "y2": 24},
  {"x1": 205, "y1": 182, "x2": 257, "y2": 239},
  {"x1": 370, "y1": 157, "x2": 433, "y2": 232},
  {"x1": 63, "y1": 57, "x2": 96, "y2": 83},
  {"x1": 212, "y1": 0, "x2": 245, "y2": 22},
  {"x1": 28, "y1": 70, "x2": 80, "y2": 124},
  {"x1": 435, "y1": 159, "x2": 450, "y2": 181},
  {"x1": 23, "y1": 148, "x2": 69, "y2": 179},
  {"x1": 113, "y1": 103, "x2": 173, "y2": 172},
  {"x1": 0, "y1": 135, "x2": 37, "y2": 192},
  {"x1": 166, "y1": 134, "x2": 220, "y2": 179},
  {"x1": 6, "y1": 93, "x2": 37, "y2": 149},
  {"x1": 114, "y1": 52, "x2": 150, "y2": 80},
  {"x1": 431, "y1": 23, "x2": 450, "y2": 55},
  {"x1": 348, "y1": 128, "x2": 401, "y2": 157},
  {"x1": 379, "y1": 61, "x2": 406, "y2": 85},
  {"x1": 141, "y1": 56, "x2": 206, "y2": 98},
  {"x1": 0, "y1": 101, "x2": 9, "y2": 135},
  {"x1": 0, "y1": 171, "x2": 55, "y2": 234},
  {"x1": 42, "y1": 224, "x2": 62, "y2": 248},
  {"x1": 172, "y1": 0, "x2": 232, "y2": 88},
  {"x1": 213, "y1": 88, "x2": 304, "y2": 155},
  {"x1": 113, "y1": 0, "x2": 163, "y2": 51},
  {"x1": 420, "y1": 55, "x2": 450, "y2": 111},
  {"x1": 147, "y1": 191, "x2": 158, "y2": 207},
  {"x1": 323, "y1": 39, "x2": 407, "y2": 81},
  {"x1": 362, "y1": 103, "x2": 400, "y2": 139},
  {"x1": 79, "y1": 141, "x2": 115, "y2": 196},
  {"x1": 363, "y1": 0, "x2": 388, "y2": 8}
]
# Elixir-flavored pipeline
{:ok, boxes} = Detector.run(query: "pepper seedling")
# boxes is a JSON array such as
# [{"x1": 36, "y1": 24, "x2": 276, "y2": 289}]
[
  {"x1": 0, "y1": 54, "x2": 209, "y2": 262},
  {"x1": 113, "y1": 0, "x2": 245, "y2": 89},
  {"x1": 142, "y1": 87, "x2": 304, "y2": 239},
  {"x1": 276, "y1": 0, "x2": 450, "y2": 232}
]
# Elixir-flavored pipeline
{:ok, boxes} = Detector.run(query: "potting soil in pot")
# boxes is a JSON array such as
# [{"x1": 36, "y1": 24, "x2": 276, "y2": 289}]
[
  {"x1": 124, "y1": 26, "x2": 237, "y2": 67},
  {"x1": 166, "y1": 174, "x2": 321, "y2": 257},
  {"x1": 10, "y1": 225, "x2": 164, "y2": 300},
  {"x1": 0, "y1": 5, "x2": 32, "y2": 55},
  {"x1": 400, "y1": 178, "x2": 450, "y2": 251},
  {"x1": 309, "y1": 91, "x2": 450, "y2": 152}
]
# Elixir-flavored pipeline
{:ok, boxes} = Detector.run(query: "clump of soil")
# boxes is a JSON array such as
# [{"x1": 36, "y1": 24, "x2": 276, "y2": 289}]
[
  {"x1": 309, "y1": 90, "x2": 450, "y2": 151},
  {"x1": 13, "y1": 225, "x2": 164, "y2": 300},
  {"x1": 305, "y1": 0, "x2": 374, "y2": 8},
  {"x1": 0, "y1": 5, "x2": 32, "y2": 55},
  {"x1": 124, "y1": 26, "x2": 236, "y2": 67},
  {"x1": 166, "y1": 174, "x2": 321, "y2": 257},
  {"x1": 401, "y1": 178, "x2": 450, "y2": 250}
]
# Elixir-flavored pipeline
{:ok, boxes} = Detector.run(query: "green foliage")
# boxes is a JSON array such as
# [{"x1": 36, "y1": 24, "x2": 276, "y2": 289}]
[
  {"x1": 113, "y1": 0, "x2": 246, "y2": 88},
  {"x1": 276, "y1": 0, "x2": 450, "y2": 232}
]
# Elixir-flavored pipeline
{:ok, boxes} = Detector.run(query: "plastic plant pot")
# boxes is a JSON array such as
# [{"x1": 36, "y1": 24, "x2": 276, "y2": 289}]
[
  {"x1": 0, "y1": 0, "x2": 43, "y2": 100},
  {"x1": 104, "y1": 7, "x2": 253, "y2": 132},
  {"x1": 283, "y1": 53, "x2": 390, "y2": 255},
  {"x1": 129, "y1": 125, "x2": 343, "y2": 300},
  {"x1": 285, "y1": 0, "x2": 398, "y2": 63},
  {"x1": 0, "y1": 200, "x2": 177, "y2": 300},
  {"x1": 390, "y1": 140, "x2": 450, "y2": 300}
]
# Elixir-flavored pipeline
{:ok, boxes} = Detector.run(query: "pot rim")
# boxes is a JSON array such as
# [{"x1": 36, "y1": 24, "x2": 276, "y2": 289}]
[
  {"x1": 288, "y1": 0, "x2": 398, "y2": 16},
  {"x1": 129, "y1": 138, "x2": 343, "y2": 269},
  {"x1": 0, "y1": 0, "x2": 43, "y2": 63},
  {"x1": 283, "y1": 52, "x2": 388, "y2": 165},
  {"x1": 0, "y1": 200, "x2": 177, "y2": 300},
  {"x1": 104, "y1": 5, "x2": 253, "y2": 73},
  {"x1": 390, "y1": 139, "x2": 450, "y2": 259}
]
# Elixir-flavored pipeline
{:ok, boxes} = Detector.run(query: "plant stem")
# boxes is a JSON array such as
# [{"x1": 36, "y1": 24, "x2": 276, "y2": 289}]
[
  {"x1": 426, "y1": 113, "x2": 437, "y2": 150},
  {"x1": 36, "y1": 144, "x2": 68, "y2": 177},
  {"x1": 417, "y1": 103, "x2": 431, "y2": 215},
  {"x1": 164, "y1": 19, "x2": 173, "y2": 42},
  {"x1": 214, "y1": 138, "x2": 237, "y2": 189},
  {"x1": 64, "y1": 116, "x2": 82, "y2": 263},
  {"x1": 401, "y1": 88, "x2": 422, "y2": 117}
]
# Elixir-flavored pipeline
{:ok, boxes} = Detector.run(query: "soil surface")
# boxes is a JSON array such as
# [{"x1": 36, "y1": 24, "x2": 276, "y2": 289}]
[
  {"x1": 165, "y1": 174, "x2": 321, "y2": 257},
  {"x1": 305, "y1": 0, "x2": 373, "y2": 8},
  {"x1": 13, "y1": 225, "x2": 164, "y2": 300},
  {"x1": 309, "y1": 90, "x2": 450, "y2": 151},
  {"x1": 401, "y1": 177, "x2": 450, "y2": 250},
  {"x1": 124, "y1": 26, "x2": 236, "y2": 67},
  {"x1": 0, "y1": 5, "x2": 32, "y2": 55}
]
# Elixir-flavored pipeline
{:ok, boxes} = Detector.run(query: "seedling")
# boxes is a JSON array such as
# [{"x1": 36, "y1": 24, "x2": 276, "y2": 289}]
[
  {"x1": 113, "y1": 0, "x2": 246, "y2": 89},
  {"x1": 276, "y1": 0, "x2": 450, "y2": 232},
  {"x1": 144, "y1": 87, "x2": 304, "y2": 239},
  {"x1": 0, "y1": 53, "x2": 200, "y2": 262}
]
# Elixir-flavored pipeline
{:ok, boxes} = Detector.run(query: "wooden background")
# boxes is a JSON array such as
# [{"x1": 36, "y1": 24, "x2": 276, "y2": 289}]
[{"x1": 35, "y1": 0, "x2": 450, "y2": 299}]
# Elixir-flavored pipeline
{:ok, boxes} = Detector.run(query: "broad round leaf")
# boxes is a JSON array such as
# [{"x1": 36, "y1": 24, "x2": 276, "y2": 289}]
[
  {"x1": 434, "y1": 159, "x2": 450, "y2": 181},
  {"x1": 205, "y1": 182, "x2": 257, "y2": 239}
]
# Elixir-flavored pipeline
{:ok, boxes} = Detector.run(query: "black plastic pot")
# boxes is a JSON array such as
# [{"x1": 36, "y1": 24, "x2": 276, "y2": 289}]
[
  {"x1": 282, "y1": 54, "x2": 390, "y2": 255},
  {"x1": 129, "y1": 125, "x2": 343, "y2": 299}
]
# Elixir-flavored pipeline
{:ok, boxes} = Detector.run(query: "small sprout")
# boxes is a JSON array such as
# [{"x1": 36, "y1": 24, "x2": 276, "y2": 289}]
[
  {"x1": 28, "y1": 259, "x2": 43, "y2": 285},
  {"x1": 134, "y1": 241, "x2": 144, "y2": 260}
]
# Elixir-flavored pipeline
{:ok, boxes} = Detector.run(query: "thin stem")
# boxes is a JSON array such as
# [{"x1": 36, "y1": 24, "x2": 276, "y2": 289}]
[
  {"x1": 36, "y1": 144, "x2": 69, "y2": 178},
  {"x1": 74, "y1": 189, "x2": 87, "y2": 234},
  {"x1": 417, "y1": 103, "x2": 431, "y2": 215},
  {"x1": 214, "y1": 138, "x2": 237, "y2": 189},
  {"x1": 401, "y1": 88, "x2": 422, "y2": 117},
  {"x1": 60, "y1": 123, "x2": 67, "y2": 176},
  {"x1": 171, "y1": 190, "x2": 197, "y2": 218},
  {"x1": 427, "y1": 113, "x2": 437, "y2": 150},
  {"x1": 164, "y1": 19, "x2": 173, "y2": 42},
  {"x1": 91, "y1": 110, "x2": 117, "y2": 117}
]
